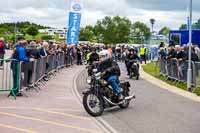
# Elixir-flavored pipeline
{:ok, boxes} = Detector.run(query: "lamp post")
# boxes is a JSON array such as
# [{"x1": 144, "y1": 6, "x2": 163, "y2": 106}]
[{"x1": 187, "y1": 0, "x2": 193, "y2": 90}]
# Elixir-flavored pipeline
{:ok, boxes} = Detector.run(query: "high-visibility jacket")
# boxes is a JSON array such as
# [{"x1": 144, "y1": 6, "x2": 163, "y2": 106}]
[
  {"x1": 86, "y1": 52, "x2": 92, "y2": 64},
  {"x1": 140, "y1": 48, "x2": 146, "y2": 56}
]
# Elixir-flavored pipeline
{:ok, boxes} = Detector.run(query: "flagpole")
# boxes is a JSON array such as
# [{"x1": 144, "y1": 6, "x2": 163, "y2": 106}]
[{"x1": 187, "y1": 0, "x2": 193, "y2": 90}]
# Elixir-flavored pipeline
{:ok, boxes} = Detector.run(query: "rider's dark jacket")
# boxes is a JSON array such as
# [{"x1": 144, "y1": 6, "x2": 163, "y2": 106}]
[
  {"x1": 97, "y1": 59, "x2": 120, "y2": 80},
  {"x1": 88, "y1": 52, "x2": 99, "y2": 64},
  {"x1": 126, "y1": 54, "x2": 140, "y2": 66}
]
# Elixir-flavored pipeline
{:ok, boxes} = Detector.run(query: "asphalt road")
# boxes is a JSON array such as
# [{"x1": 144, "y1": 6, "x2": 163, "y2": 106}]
[{"x1": 77, "y1": 63, "x2": 200, "y2": 133}]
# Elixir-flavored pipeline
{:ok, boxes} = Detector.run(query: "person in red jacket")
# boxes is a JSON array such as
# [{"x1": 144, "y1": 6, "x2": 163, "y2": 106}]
[{"x1": 0, "y1": 39, "x2": 5, "y2": 68}]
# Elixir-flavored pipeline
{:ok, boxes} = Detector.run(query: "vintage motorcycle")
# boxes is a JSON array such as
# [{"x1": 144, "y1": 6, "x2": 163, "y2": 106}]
[
  {"x1": 129, "y1": 60, "x2": 140, "y2": 80},
  {"x1": 83, "y1": 66, "x2": 135, "y2": 117}
]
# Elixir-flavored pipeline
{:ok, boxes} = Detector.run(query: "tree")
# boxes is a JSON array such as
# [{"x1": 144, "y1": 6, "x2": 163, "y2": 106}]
[
  {"x1": 79, "y1": 26, "x2": 94, "y2": 41},
  {"x1": 179, "y1": 24, "x2": 187, "y2": 30},
  {"x1": 150, "y1": 18, "x2": 156, "y2": 32},
  {"x1": 41, "y1": 35, "x2": 53, "y2": 40},
  {"x1": 159, "y1": 27, "x2": 170, "y2": 36},
  {"x1": 194, "y1": 19, "x2": 200, "y2": 29},
  {"x1": 26, "y1": 25, "x2": 39, "y2": 38},
  {"x1": 0, "y1": 28, "x2": 7, "y2": 36},
  {"x1": 130, "y1": 21, "x2": 151, "y2": 44},
  {"x1": 93, "y1": 16, "x2": 132, "y2": 44}
]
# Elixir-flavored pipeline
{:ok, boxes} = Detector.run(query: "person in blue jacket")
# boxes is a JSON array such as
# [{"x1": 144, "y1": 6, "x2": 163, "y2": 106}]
[{"x1": 9, "y1": 36, "x2": 34, "y2": 97}]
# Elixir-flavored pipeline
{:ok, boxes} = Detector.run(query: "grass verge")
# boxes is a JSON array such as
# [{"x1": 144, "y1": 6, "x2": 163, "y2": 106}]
[{"x1": 142, "y1": 61, "x2": 200, "y2": 96}]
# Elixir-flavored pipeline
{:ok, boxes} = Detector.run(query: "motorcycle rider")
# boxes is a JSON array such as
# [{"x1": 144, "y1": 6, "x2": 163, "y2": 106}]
[
  {"x1": 97, "y1": 50, "x2": 122, "y2": 100},
  {"x1": 126, "y1": 48, "x2": 140, "y2": 76},
  {"x1": 87, "y1": 47, "x2": 99, "y2": 65},
  {"x1": 86, "y1": 47, "x2": 100, "y2": 76}
]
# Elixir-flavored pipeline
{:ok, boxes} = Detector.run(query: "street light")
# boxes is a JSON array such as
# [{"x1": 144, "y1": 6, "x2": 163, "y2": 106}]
[{"x1": 187, "y1": 0, "x2": 193, "y2": 90}]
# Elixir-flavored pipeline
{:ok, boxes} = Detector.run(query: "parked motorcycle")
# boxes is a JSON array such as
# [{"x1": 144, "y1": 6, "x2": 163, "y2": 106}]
[{"x1": 83, "y1": 66, "x2": 135, "y2": 117}]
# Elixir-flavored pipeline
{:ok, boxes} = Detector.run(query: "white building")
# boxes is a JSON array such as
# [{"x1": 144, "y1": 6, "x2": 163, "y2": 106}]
[{"x1": 39, "y1": 28, "x2": 68, "y2": 40}]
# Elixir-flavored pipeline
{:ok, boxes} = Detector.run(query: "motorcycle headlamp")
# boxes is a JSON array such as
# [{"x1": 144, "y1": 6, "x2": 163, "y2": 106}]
[
  {"x1": 93, "y1": 69, "x2": 98, "y2": 73},
  {"x1": 86, "y1": 77, "x2": 92, "y2": 84}
]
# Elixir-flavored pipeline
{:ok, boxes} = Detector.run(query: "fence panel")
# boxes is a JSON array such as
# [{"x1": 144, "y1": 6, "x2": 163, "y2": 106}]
[
  {"x1": 159, "y1": 59, "x2": 167, "y2": 75},
  {"x1": 194, "y1": 62, "x2": 200, "y2": 88},
  {"x1": 0, "y1": 59, "x2": 20, "y2": 99},
  {"x1": 1, "y1": 52, "x2": 74, "y2": 99}
]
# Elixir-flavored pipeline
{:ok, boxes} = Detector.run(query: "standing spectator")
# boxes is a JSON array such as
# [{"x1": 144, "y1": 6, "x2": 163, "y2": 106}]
[
  {"x1": 0, "y1": 39, "x2": 5, "y2": 68},
  {"x1": 40, "y1": 41, "x2": 48, "y2": 57},
  {"x1": 194, "y1": 45, "x2": 200, "y2": 61},
  {"x1": 140, "y1": 45, "x2": 147, "y2": 64},
  {"x1": 76, "y1": 46, "x2": 82, "y2": 65},
  {"x1": 167, "y1": 46, "x2": 176, "y2": 59},
  {"x1": 174, "y1": 45, "x2": 186, "y2": 61},
  {"x1": 9, "y1": 36, "x2": 35, "y2": 97}
]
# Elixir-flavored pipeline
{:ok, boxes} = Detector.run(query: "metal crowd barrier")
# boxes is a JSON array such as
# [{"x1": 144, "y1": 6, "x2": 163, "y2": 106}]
[
  {"x1": 194, "y1": 62, "x2": 200, "y2": 88},
  {"x1": 16, "y1": 52, "x2": 68, "y2": 97},
  {"x1": 0, "y1": 59, "x2": 20, "y2": 99},
  {"x1": 0, "y1": 51, "x2": 76, "y2": 99},
  {"x1": 159, "y1": 58, "x2": 198, "y2": 87}
]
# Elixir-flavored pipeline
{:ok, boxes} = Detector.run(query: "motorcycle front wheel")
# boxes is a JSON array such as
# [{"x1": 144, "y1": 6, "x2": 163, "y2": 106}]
[{"x1": 83, "y1": 92, "x2": 104, "y2": 117}]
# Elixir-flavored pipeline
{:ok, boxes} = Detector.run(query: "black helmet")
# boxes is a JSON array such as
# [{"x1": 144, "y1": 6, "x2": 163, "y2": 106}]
[
  {"x1": 129, "y1": 48, "x2": 135, "y2": 52},
  {"x1": 17, "y1": 35, "x2": 25, "y2": 41}
]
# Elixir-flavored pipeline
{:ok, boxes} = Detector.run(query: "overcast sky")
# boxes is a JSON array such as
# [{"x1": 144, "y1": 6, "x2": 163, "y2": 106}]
[{"x1": 0, "y1": 0, "x2": 199, "y2": 31}]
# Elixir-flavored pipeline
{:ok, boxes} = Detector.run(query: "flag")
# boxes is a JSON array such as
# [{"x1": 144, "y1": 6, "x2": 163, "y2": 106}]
[{"x1": 67, "y1": 0, "x2": 83, "y2": 45}]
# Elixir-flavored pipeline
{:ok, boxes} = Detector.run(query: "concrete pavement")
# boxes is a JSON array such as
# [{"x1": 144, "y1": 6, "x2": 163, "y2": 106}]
[
  {"x1": 77, "y1": 63, "x2": 200, "y2": 133},
  {"x1": 0, "y1": 65, "x2": 105, "y2": 133}
]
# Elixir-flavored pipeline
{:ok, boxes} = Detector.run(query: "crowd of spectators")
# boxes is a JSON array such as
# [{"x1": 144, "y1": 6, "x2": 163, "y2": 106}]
[{"x1": 159, "y1": 42, "x2": 200, "y2": 62}]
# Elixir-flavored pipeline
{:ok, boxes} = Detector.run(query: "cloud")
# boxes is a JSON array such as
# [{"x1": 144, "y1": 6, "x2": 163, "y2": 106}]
[
  {"x1": 125, "y1": 0, "x2": 200, "y2": 11},
  {"x1": 0, "y1": 0, "x2": 199, "y2": 30}
]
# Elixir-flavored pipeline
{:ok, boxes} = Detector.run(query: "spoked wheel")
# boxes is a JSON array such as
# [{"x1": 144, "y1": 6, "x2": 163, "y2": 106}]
[{"x1": 83, "y1": 92, "x2": 104, "y2": 117}]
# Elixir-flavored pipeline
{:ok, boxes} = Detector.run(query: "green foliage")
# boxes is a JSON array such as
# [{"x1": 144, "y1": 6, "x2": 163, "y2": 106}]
[
  {"x1": 179, "y1": 24, "x2": 187, "y2": 30},
  {"x1": 194, "y1": 88, "x2": 200, "y2": 96},
  {"x1": 142, "y1": 61, "x2": 160, "y2": 77},
  {"x1": 159, "y1": 27, "x2": 170, "y2": 36},
  {"x1": 0, "y1": 22, "x2": 49, "y2": 33},
  {"x1": 193, "y1": 19, "x2": 200, "y2": 29},
  {"x1": 0, "y1": 21, "x2": 50, "y2": 42},
  {"x1": 93, "y1": 16, "x2": 132, "y2": 44},
  {"x1": 79, "y1": 26, "x2": 94, "y2": 41},
  {"x1": 179, "y1": 19, "x2": 200, "y2": 30},
  {"x1": 41, "y1": 35, "x2": 54, "y2": 40},
  {"x1": 79, "y1": 16, "x2": 151, "y2": 44},
  {"x1": 130, "y1": 21, "x2": 151, "y2": 44},
  {"x1": 26, "y1": 25, "x2": 39, "y2": 37}
]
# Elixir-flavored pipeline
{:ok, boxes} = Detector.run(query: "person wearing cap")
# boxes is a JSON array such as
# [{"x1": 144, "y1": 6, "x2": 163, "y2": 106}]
[{"x1": 9, "y1": 36, "x2": 34, "y2": 97}]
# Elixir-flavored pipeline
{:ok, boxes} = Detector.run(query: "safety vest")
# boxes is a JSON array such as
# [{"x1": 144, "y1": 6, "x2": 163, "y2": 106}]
[
  {"x1": 140, "y1": 48, "x2": 146, "y2": 55},
  {"x1": 86, "y1": 52, "x2": 92, "y2": 63}
]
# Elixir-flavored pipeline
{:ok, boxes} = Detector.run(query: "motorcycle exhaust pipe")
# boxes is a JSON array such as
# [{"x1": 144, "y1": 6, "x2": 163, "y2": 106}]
[
  {"x1": 103, "y1": 96, "x2": 119, "y2": 106},
  {"x1": 103, "y1": 95, "x2": 136, "y2": 106},
  {"x1": 124, "y1": 95, "x2": 136, "y2": 100}
]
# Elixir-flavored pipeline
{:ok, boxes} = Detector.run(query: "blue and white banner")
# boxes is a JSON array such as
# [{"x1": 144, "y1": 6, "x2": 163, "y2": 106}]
[{"x1": 67, "y1": 0, "x2": 83, "y2": 45}]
